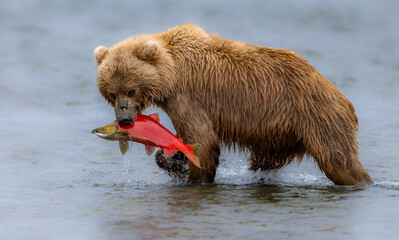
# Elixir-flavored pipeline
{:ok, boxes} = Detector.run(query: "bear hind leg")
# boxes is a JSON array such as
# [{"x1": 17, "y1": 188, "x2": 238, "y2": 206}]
[
  {"x1": 305, "y1": 132, "x2": 373, "y2": 185},
  {"x1": 311, "y1": 149, "x2": 373, "y2": 185}
]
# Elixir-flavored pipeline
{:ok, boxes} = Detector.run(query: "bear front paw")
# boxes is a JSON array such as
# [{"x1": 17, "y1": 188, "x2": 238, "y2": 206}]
[{"x1": 155, "y1": 149, "x2": 188, "y2": 180}]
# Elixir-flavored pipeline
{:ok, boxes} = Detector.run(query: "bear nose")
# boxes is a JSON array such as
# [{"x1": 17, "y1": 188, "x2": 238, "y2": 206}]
[{"x1": 118, "y1": 116, "x2": 133, "y2": 126}]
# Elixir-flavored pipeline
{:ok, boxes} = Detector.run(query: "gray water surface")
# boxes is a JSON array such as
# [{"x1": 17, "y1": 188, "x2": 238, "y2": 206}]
[{"x1": 1, "y1": 0, "x2": 399, "y2": 239}]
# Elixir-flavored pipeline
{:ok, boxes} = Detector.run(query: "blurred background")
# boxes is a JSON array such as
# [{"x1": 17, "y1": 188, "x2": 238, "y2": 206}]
[{"x1": 1, "y1": 0, "x2": 398, "y2": 239}]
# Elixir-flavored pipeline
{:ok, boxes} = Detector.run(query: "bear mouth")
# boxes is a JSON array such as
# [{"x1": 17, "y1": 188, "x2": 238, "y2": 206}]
[{"x1": 114, "y1": 99, "x2": 138, "y2": 126}]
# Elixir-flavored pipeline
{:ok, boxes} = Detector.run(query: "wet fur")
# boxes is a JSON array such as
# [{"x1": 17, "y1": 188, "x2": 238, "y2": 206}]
[{"x1": 95, "y1": 24, "x2": 373, "y2": 185}]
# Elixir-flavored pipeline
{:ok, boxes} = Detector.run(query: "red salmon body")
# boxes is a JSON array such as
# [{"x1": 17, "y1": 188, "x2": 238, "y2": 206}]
[{"x1": 117, "y1": 114, "x2": 200, "y2": 168}]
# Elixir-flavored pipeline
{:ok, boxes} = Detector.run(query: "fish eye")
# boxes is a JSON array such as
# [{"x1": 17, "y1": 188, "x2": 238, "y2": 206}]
[
  {"x1": 108, "y1": 92, "x2": 116, "y2": 101},
  {"x1": 128, "y1": 89, "x2": 136, "y2": 97}
]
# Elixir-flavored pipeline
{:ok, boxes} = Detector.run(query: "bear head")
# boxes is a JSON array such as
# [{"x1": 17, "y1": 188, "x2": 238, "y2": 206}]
[{"x1": 94, "y1": 36, "x2": 175, "y2": 126}]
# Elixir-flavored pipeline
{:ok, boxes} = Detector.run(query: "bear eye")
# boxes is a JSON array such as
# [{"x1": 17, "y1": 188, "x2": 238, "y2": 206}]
[
  {"x1": 128, "y1": 89, "x2": 136, "y2": 97},
  {"x1": 108, "y1": 92, "x2": 116, "y2": 101}
]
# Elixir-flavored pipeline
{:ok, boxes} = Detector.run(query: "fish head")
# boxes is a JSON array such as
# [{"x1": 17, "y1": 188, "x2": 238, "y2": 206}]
[{"x1": 91, "y1": 122, "x2": 129, "y2": 141}]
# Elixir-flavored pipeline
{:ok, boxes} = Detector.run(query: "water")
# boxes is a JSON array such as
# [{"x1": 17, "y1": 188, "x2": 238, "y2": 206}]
[{"x1": 1, "y1": 0, "x2": 399, "y2": 239}]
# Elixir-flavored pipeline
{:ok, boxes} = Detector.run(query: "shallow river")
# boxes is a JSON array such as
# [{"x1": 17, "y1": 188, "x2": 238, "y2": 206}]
[{"x1": 1, "y1": 0, "x2": 399, "y2": 239}]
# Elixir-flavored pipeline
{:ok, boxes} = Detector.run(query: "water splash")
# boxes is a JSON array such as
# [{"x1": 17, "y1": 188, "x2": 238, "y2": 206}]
[
  {"x1": 111, "y1": 148, "x2": 399, "y2": 190},
  {"x1": 115, "y1": 149, "x2": 333, "y2": 187},
  {"x1": 116, "y1": 143, "x2": 171, "y2": 185},
  {"x1": 117, "y1": 143, "x2": 132, "y2": 184},
  {"x1": 375, "y1": 181, "x2": 399, "y2": 190},
  {"x1": 215, "y1": 153, "x2": 331, "y2": 186}
]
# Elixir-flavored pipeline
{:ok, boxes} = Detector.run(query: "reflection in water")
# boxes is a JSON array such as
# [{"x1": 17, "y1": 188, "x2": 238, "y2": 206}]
[{"x1": 102, "y1": 184, "x2": 370, "y2": 239}]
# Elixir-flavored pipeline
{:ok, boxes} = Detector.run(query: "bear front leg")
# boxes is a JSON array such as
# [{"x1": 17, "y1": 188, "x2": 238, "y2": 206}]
[
  {"x1": 166, "y1": 103, "x2": 220, "y2": 183},
  {"x1": 187, "y1": 138, "x2": 220, "y2": 183},
  {"x1": 177, "y1": 122, "x2": 220, "y2": 184}
]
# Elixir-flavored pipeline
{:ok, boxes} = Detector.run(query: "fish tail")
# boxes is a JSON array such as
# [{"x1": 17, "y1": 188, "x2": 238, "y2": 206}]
[{"x1": 184, "y1": 143, "x2": 202, "y2": 168}]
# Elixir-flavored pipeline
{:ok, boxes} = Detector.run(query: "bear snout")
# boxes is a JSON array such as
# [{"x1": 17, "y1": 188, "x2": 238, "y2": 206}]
[
  {"x1": 118, "y1": 116, "x2": 133, "y2": 126},
  {"x1": 114, "y1": 98, "x2": 137, "y2": 126}
]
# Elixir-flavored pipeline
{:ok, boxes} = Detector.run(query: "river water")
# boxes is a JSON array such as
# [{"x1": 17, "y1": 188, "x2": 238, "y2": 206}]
[{"x1": 1, "y1": 0, "x2": 399, "y2": 239}]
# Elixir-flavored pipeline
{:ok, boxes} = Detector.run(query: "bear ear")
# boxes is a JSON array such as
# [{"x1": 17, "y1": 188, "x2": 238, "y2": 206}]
[
  {"x1": 136, "y1": 40, "x2": 159, "y2": 62},
  {"x1": 94, "y1": 46, "x2": 109, "y2": 65}
]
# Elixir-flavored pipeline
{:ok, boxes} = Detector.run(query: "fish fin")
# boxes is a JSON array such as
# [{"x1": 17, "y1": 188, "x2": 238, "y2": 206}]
[
  {"x1": 119, "y1": 141, "x2": 129, "y2": 155},
  {"x1": 164, "y1": 148, "x2": 178, "y2": 159},
  {"x1": 148, "y1": 113, "x2": 160, "y2": 123},
  {"x1": 185, "y1": 144, "x2": 202, "y2": 168},
  {"x1": 145, "y1": 145, "x2": 155, "y2": 156},
  {"x1": 188, "y1": 143, "x2": 199, "y2": 153}
]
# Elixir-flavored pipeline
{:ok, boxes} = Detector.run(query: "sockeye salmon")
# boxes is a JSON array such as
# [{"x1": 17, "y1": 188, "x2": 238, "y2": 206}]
[{"x1": 91, "y1": 113, "x2": 201, "y2": 168}]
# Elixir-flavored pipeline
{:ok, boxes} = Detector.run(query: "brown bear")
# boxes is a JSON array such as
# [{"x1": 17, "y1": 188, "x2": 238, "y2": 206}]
[{"x1": 94, "y1": 24, "x2": 373, "y2": 185}]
